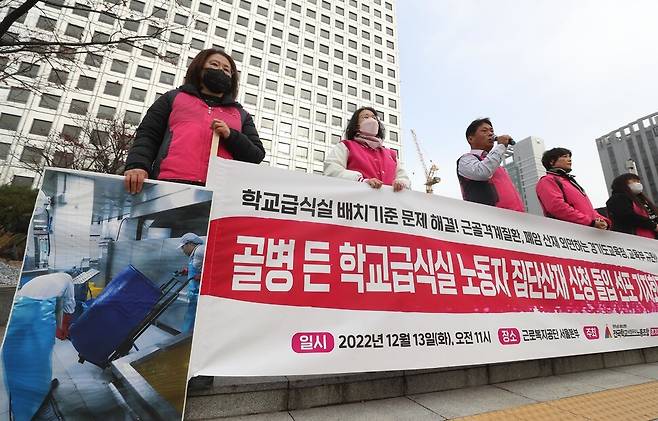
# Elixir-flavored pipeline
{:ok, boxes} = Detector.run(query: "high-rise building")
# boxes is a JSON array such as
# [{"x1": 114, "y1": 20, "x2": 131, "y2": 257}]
[
  {"x1": 596, "y1": 112, "x2": 658, "y2": 203},
  {"x1": 0, "y1": 0, "x2": 403, "y2": 187},
  {"x1": 503, "y1": 136, "x2": 546, "y2": 215}
]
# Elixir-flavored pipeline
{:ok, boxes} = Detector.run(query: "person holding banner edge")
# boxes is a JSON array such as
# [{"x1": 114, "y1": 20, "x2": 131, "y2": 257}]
[
  {"x1": 606, "y1": 173, "x2": 658, "y2": 239},
  {"x1": 457, "y1": 117, "x2": 525, "y2": 212},
  {"x1": 324, "y1": 106, "x2": 410, "y2": 191},
  {"x1": 536, "y1": 147, "x2": 610, "y2": 229},
  {"x1": 123, "y1": 48, "x2": 265, "y2": 194}
]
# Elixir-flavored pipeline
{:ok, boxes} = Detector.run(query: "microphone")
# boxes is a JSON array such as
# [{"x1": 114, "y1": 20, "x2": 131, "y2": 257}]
[{"x1": 493, "y1": 135, "x2": 515, "y2": 146}]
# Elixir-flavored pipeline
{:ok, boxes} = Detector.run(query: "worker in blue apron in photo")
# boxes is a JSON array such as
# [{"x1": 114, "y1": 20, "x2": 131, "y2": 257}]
[
  {"x1": 2, "y1": 272, "x2": 75, "y2": 421},
  {"x1": 178, "y1": 232, "x2": 205, "y2": 333}
]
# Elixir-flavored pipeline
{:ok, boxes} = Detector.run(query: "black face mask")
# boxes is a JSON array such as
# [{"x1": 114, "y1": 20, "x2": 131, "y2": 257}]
[{"x1": 202, "y1": 68, "x2": 232, "y2": 95}]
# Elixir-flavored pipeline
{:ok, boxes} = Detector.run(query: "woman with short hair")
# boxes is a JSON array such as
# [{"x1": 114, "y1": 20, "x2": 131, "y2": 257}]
[{"x1": 124, "y1": 48, "x2": 264, "y2": 193}]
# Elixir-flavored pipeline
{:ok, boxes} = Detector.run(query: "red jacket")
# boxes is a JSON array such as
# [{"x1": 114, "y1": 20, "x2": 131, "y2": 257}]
[{"x1": 536, "y1": 169, "x2": 610, "y2": 227}]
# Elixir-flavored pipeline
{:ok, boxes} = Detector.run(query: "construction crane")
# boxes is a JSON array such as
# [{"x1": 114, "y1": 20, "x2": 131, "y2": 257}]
[{"x1": 410, "y1": 129, "x2": 441, "y2": 194}]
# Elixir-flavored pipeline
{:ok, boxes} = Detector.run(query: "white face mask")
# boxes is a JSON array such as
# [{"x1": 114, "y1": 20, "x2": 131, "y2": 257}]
[
  {"x1": 629, "y1": 182, "x2": 643, "y2": 194},
  {"x1": 359, "y1": 117, "x2": 380, "y2": 136}
]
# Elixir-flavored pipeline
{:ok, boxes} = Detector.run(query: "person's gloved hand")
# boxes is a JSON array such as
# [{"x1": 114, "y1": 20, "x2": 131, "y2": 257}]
[{"x1": 56, "y1": 313, "x2": 73, "y2": 340}]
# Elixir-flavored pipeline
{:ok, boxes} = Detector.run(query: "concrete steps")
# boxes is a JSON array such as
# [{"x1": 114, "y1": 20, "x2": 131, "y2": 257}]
[{"x1": 184, "y1": 346, "x2": 658, "y2": 419}]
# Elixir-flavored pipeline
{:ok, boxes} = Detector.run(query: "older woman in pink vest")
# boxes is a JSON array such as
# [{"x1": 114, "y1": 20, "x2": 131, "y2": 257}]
[
  {"x1": 536, "y1": 147, "x2": 610, "y2": 229},
  {"x1": 324, "y1": 107, "x2": 410, "y2": 192}
]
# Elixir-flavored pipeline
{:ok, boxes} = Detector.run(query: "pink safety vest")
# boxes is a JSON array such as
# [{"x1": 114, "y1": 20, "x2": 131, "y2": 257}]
[
  {"x1": 490, "y1": 166, "x2": 525, "y2": 212},
  {"x1": 158, "y1": 92, "x2": 242, "y2": 183},
  {"x1": 632, "y1": 202, "x2": 657, "y2": 239},
  {"x1": 343, "y1": 140, "x2": 397, "y2": 185}
]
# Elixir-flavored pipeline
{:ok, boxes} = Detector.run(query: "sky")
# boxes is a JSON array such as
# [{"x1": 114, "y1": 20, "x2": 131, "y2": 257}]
[{"x1": 397, "y1": 0, "x2": 658, "y2": 207}]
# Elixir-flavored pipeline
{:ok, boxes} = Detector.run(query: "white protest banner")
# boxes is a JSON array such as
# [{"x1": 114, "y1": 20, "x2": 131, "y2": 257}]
[{"x1": 189, "y1": 158, "x2": 658, "y2": 377}]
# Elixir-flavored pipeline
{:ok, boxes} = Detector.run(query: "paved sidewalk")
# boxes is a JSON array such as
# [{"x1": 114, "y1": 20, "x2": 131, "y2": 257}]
[{"x1": 217, "y1": 362, "x2": 658, "y2": 420}]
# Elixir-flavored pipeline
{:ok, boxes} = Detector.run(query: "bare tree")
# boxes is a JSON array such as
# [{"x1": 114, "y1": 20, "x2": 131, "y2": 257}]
[
  {"x1": 0, "y1": 0, "x2": 189, "y2": 90},
  {"x1": 12, "y1": 115, "x2": 136, "y2": 175}
]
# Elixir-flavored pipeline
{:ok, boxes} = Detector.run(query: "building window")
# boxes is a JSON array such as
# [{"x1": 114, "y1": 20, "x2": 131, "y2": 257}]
[
  {"x1": 169, "y1": 32, "x2": 184, "y2": 44},
  {"x1": 64, "y1": 23, "x2": 84, "y2": 39},
  {"x1": 135, "y1": 66, "x2": 152, "y2": 80},
  {"x1": 198, "y1": 2, "x2": 211, "y2": 14},
  {"x1": 313, "y1": 150, "x2": 325, "y2": 162},
  {"x1": 84, "y1": 53, "x2": 102, "y2": 67},
  {"x1": 263, "y1": 98, "x2": 276, "y2": 110},
  {"x1": 296, "y1": 146, "x2": 308, "y2": 158},
  {"x1": 18, "y1": 62, "x2": 39, "y2": 78},
  {"x1": 36, "y1": 15, "x2": 57, "y2": 31},
  {"x1": 159, "y1": 71, "x2": 176, "y2": 85},
  {"x1": 282, "y1": 103, "x2": 293, "y2": 114},
  {"x1": 7, "y1": 87, "x2": 30, "y2": 103},
  {"x1": 12, "y1": 176, "x2": 34, "y2": 187},
  {"x1": 69, "y1": 100, "x2": 89, "y2": 115},
  {"x1": 297, "y1": 126, "x2": 310, "y2": 138},
  {"x1": 261, "y1": 117, "x2": 274, "y2": 130},
  {"x1": 317, "y1": 93, "x2": 327, "y2": 105},
  {"x1": 300, "y1": 89, "x2": 311, "y2": 100},
  {"x1": 0, "y1": 113, "x2": 21, "y2": 131},
  {"x1": 20, "y1": 146, "x2": 44, "y2": 165},
  {"x1": 389, "y1": 98, "x2": 397, "y2": 108},
  {"x1": 52, "y1": 151, "x2": 74, "y2": 168},
  {"x1": 104, "y1": 81, "x2": 122, "y2": 96},
  {"x1": 77, "y1": 75, "x2": 96, "y2": 91},
  {"x1": 389, "y1": 131, "x2": 398, "y2": 142},
  {"x1": 61, "y1": 124, "x2": 82, "y2": 140},
  {"x1": 39, "y1": 94, "x2": 61, "y2": 110},
  {"x1": 332, "y1": 115, "x2": 342, "y2": 126},
  {"x1": 174, "y1": 13, "x2": 188, "y2": 25},
  {"x1": 244, "y1": 93, "x2": 257, "y2": 106},
  {"x1": 316, "y1": 111, "x2": 326, "y2": 123},
  {"x1": 0, "y1": 143, "x2": 11, "y2": 160},
  {"x1": 194, "y1": 20, "x2": 208, "y2": 32},
  {"x1": 90, "y1": 130, "x2": 109, "y2": 146},
  {"x1": 299, "y1": 108, "x2": 310, "y2": 119},
  {"x1": 29, "y1": 119, "x2": 52, "y2": 136},
  {"x1": 124, "y1": 111, "x2": 142, "y2": 125},
  {"x1": 250, "y1": 55, "x2": 262, "y2": 67},
  {"x1": 130, "y1": 0, "x2": 145, "y2": 11},
  {"x1": 265, "y1": 79, "x2": 277, "y2": 90},
  {"x1": 97, "y1": 105, "x2": 116, "y2": 120}
]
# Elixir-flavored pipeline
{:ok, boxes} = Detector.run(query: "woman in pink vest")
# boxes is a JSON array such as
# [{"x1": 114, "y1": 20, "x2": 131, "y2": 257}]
[
  {"x1": 536, "y1": 147, "x2": 610, "y2": 229},
  {"x1": 324, "y1": 107, "x2": 410, "y2": 191},
  {"x1": 606, "y1": 173, "x2": 658, "y2": 239},
  {"x1": 124, "y1": 48, "x2": 265, "y2": 193}
]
